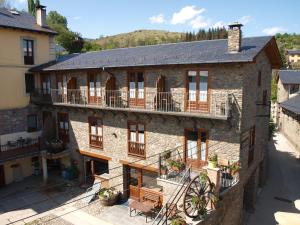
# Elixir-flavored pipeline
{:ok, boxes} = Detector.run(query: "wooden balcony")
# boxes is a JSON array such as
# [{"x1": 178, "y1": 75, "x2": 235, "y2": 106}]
[
  {"x1": 128, "y1": 142, "x2": 145, "y2": 158},
  {"x1": 89, "y1": 134, "x2": 103, "y2": 149},
  {"x1": 31, "y1": 89, "x2": 231, "y2": 120},
  {"x1": 0, "y1": 138, "x2": 40, "y2": 163}
]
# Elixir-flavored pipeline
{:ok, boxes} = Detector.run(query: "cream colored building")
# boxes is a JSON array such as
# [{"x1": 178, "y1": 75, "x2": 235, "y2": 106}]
[
  {"x1": 287, "y1": 50, "x2": 300, "y2": 68},
  {"x1": 0, "y1": 6, "x2": 56, "y2": 186}
]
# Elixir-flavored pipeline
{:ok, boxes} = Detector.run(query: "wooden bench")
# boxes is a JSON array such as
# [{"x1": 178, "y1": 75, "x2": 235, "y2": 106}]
[
  {"x1": 142, "y1": 192, "x2": 160, "y2": 208},
  {"x1": 129, "y1": 200, "x2": 154, "y2": 222}
]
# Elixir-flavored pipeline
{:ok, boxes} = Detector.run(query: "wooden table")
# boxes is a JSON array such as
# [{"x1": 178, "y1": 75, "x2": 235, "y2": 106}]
[{"x1": 129, "y1": 200, "x2": 154, "y2": 222}]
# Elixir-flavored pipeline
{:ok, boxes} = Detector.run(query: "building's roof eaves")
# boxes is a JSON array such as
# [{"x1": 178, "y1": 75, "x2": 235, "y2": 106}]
[
  {"x1": 280, "y1": 94, "x2": 300, "y2": 115},
  {"x1": 0, "y1": 8, "x2": 57, "y2": 35},
  {"x1": 287, "y1": 49, "x2": 300, "y2": 55},
  {"x1": 278, "y1": 70, "x2": 300, "y2": 84},
  {"x1": 30, "y1": 36, "x2": 274, "y2": 72}
]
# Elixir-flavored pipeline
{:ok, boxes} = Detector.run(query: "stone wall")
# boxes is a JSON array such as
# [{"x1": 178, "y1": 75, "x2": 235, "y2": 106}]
[
  {"x1": 195, "y1": 183, "x2": 243, "y2": 225},
  {"x1": 278, "y1": 108, "x2": 300, "y2": 153},
  {"x1": 0, "y1": 105, "x2": 41, "y2": 136}
]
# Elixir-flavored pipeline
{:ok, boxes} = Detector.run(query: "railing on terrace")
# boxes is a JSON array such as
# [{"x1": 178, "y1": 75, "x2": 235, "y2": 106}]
[
  {"x1": 0, "y1": 137, "x2": 40, "y2": 162},
  {"x1": 32, "y1": 89, "x2": 231, "y2": 118},
  {"x1": 153, "y1": 166, "x2": 191, "y2": 225},
  {"x1": 128, "y1": 142, "x2": 145, "y2": 158}
]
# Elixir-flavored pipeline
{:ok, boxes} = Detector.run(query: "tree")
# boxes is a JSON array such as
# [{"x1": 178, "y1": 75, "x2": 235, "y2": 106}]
[
  {"x1": 0, "y1": 0, "x2": 11, "y2": 8},
  {"x1": 46, "y1": 10, "x2": 84, "y2": 53},
  {"x1": 82, "y1": 42, "x2": 101, "y2": 52},
  {"x1": 47, "y1": 11, "x2": 68, "y2": 28},
  {"x1": 27, "y1": 0, "x2": 40, "y2": 17}
]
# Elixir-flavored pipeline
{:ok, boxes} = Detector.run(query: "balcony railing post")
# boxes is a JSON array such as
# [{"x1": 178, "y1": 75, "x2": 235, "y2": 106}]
[{"x1": 158, "y1": 153, "x2": 161, "y2": 177}]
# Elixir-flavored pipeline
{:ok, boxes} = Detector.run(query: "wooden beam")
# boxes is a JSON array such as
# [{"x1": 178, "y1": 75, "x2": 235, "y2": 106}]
[
  {"x1": 119, "y1": 160, "x2": 158, "y2": 173},
  {"x1": 79, "y1": 149, "x2": 112, "y2": 161}
]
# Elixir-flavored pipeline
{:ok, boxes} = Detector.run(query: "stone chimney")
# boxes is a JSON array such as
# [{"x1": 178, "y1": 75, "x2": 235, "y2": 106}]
[
  {"x1": 36, "y1": 5, "x2": 47, "y2": 27},
  {"x1": 228, "y1": 22, "x2": 243, "y2": 53}
]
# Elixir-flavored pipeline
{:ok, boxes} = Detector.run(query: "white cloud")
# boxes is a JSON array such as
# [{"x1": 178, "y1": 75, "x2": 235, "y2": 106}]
[
  {"x1": 213, "y1": 21, "x2": 226, "y2": 28},
  {"x1": 239, "y1": 16, "x2": 252, "y2": 25},
  {"x1": 149, "y1": 14, "x2": 165, "y2": 24},
  {"x1": 171, "y1": 6, "x2": 205, "y2": 25},
  {"x1": 190, "y1": 16, "x2": 211, "y2": 29},
  {"x1": 72, "y1": 16, "x2": 81, "y2": 20},
  {"x1": 262, "y1": 26, "x2": 287, "y2": 35}
]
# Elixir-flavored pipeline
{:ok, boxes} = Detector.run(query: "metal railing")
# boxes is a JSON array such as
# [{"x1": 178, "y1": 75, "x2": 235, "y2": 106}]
[
  {"x1": 0, "y1": 137, "x2": 40, "y2": 162},
  {"x1": 32, "y1": 89, "x2": 230, "y2": 118},
  {"x1": 153, "y1": 166, "x2": 191, "y2": 225}
]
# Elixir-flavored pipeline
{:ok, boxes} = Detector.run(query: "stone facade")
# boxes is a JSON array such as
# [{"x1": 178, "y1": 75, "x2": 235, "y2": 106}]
[
  {"x1": 31, "y1": 46, "x2": 274, "y2": 224},
  {"x1": 278, "y1": 108, "x2": 300, "y2": 153}
]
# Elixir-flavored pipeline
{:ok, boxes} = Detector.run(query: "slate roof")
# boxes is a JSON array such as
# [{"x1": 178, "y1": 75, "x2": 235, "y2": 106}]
[
  {"x1": 0, "y1": 8, "x2": 57, "y2": 35},
  {"x1": 30, "y1": 36, "x2": 274, "y2": 72},
  {"x1": 280, "y1": 94, "x2": 300, "y2": 115},
  {"x1": 278, "y1": 70, "x2": 300, "y2": 84},
  {"x1": 287, "y1": 49, "x2": 300, "y2": 55}
]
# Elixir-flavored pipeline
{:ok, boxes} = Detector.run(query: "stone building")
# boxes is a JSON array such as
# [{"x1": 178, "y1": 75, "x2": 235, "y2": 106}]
[
  {"x1": 287, "y1": 49, "x2": 300, "y2": 68},
  {"x1": 276, "y1": 70, "x2": 300, "y2": 153},
  {"x1": 0, "y1": 6, "x2": 57, "y2": 186},
  {"x1": 29, "y1": 24, "x2": 281, "y2": 224}
]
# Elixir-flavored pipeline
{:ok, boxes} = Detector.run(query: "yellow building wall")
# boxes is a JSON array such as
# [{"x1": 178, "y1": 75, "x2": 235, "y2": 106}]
[
  {"x1": 0, "y1": 28, "x2": 55, "y2": 110},
  {"x1": 3, "y1": 157, "x2": 34, "y2": 185},
  {"x1": 289, "y1": 54, "x2": 300, "y2": 63}
]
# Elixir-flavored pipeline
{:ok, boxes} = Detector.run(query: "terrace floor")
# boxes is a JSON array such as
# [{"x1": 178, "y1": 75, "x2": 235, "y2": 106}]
[{"x1": 0, "y1": 175, "x2": 150, "y2": 225}]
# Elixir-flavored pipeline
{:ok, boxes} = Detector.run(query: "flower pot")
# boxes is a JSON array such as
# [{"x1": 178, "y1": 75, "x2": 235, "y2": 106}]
[
  {"x1": 208, "y1": 160, "x2": 217, "y2": 168},
  {"x1": 99, "y1": 193, "x2": 119, "y2": 206}
]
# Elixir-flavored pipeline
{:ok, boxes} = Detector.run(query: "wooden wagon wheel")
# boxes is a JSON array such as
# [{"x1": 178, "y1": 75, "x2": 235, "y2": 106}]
[{"x1": 183, "y1": 174, "x2": 216, "y2": 218}]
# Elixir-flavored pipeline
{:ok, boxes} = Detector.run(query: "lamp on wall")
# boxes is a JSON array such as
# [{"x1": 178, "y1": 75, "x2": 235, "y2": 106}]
[{"x1": 112, "y1": 133, "x2": 117, "y2": 138}]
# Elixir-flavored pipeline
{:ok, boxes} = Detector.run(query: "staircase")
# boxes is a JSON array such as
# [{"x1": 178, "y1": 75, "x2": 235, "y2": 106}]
[{"x1": 152, "y1": 166, "x2": 191, "y2": 225}]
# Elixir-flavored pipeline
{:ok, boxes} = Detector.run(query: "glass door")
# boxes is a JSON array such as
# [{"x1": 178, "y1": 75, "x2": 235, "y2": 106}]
[{"x1": 128, "y1": 167, "x2": 141, "y2": 200}]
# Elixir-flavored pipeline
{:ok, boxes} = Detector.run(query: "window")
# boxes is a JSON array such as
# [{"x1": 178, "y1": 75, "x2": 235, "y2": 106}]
[
  {"x1": 25, "y1": 73, "x2": 35, "y2": 93},
  {"x1": 89, "y1": 117, "x2": 103, "y2": 149},
  {"x1": 128, "y1": 122, "x2": 145, "y2": 158},
  {"x1": 57, "y1": 113, "x2": 69, "y2": 143},
  {"x1": 248, "y1": 126, "x2": 255, "y2": 166},
  {"x1": 27, "y1": 114, "x2": 38, "y2": 132},
  {"x1": 128, "y1": 72, "x2": 144, "y2": 106},
  {"x1": 290, "y1": 84, "x2": 299, "y2": 95},
  {"x1": 262, "y1": 90, "x2": 268, "y2": 105},
  {"x1": 41, "y1": 75, "x2": 50, "y2": 94},
  {"x1": 257, "y1": 71, "x2": 261, "y2": 87},
  {"x1": 187, "y1": 70, "x2": 209, "y2": 111},
  {"x1": 185, "y1": 130, "x2": 208, "y2": 168},
  {"x1": 23, "y1": 39, "x2": 34, "y2": 65}
]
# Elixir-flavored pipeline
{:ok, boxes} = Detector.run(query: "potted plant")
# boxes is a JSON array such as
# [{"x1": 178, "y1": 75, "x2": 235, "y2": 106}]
[
  {"x1": 99, "y1": 187, "x2": 120, "y2": 206},
  {"x1": 168, "y1": 160, "x2": 185, "y2": 172},
  {"x1": 162, "y1": 150, "x2": 171, "y2": 160},
  {"x1": 160, "y1": 165, "x2": 168, "y2": 176},
  {"x1": 208, "y1": 154, "x2": 218, "y2": 168},
  {"x1": 229, "y1": 161, "x2": 241, "y2": 176},
  {"x1": 170, "y1": 216, "x2": 186, "y2": 225},
  {"x1": 191, "y1": 196, "x2": 208, "y2": 218}
]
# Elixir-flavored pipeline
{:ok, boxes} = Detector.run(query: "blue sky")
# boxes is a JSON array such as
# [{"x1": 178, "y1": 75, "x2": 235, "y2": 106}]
[{"x1": 11, "y1": 0, "x2": 300, "y2": 39}]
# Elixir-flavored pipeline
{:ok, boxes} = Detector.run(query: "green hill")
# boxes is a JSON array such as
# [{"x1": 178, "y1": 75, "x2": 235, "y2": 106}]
[{"x1": 93, "y1": 30, "x2": 184, "y2": 50}]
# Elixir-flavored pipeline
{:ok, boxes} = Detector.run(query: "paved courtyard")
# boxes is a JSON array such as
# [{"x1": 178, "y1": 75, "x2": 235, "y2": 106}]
[
  {"x1": 246, "y1": 132, "x2": 300, "y2": 225},
  {"x1": 0, "y1": 175, "x2": 150, "y2": 225}
]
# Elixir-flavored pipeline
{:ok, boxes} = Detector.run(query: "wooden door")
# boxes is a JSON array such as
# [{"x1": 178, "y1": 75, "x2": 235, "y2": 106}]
[
  {"x1": 128, "y1": 72, "x2": 145, "y2": 107},
  {"x1": 128, "y1": 167, "x2": 141, "y2": 200},
  {"x1": 105, "y1": 76, "x2": 116, "y2": 106},
  {"x1": 67, "y1": 77, "x2": 77, "y2": 103},
  {"x1": 184, "y1": 130, "x2": 208, "y2": 170},
  {"x1": 57, "y1": 113, "x2": 69, "y2": 143},
  {"x1": 0, "y1": 165, "x2": 5, "y2": 187},
  {"x1": 88, "y1": 73, "x2": 101, "y2": 104},
  {"x1": 186, "y1": 71, "x2": 209, "y2": 112}
]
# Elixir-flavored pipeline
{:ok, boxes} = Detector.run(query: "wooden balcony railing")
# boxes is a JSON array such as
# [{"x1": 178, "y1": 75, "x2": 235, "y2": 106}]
[
  {"x1": 31, "y1": 89, "x2": 230, "y2": 118},
  {"x1": 0, "y1": 137, "x2": 40, "y2": 162},
  {"x1": 89, "y1": 134, "x2": 103, "y2": 149},
  {"x1": 128, "y1": 142, "x2": 145, "y2": 158}
]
